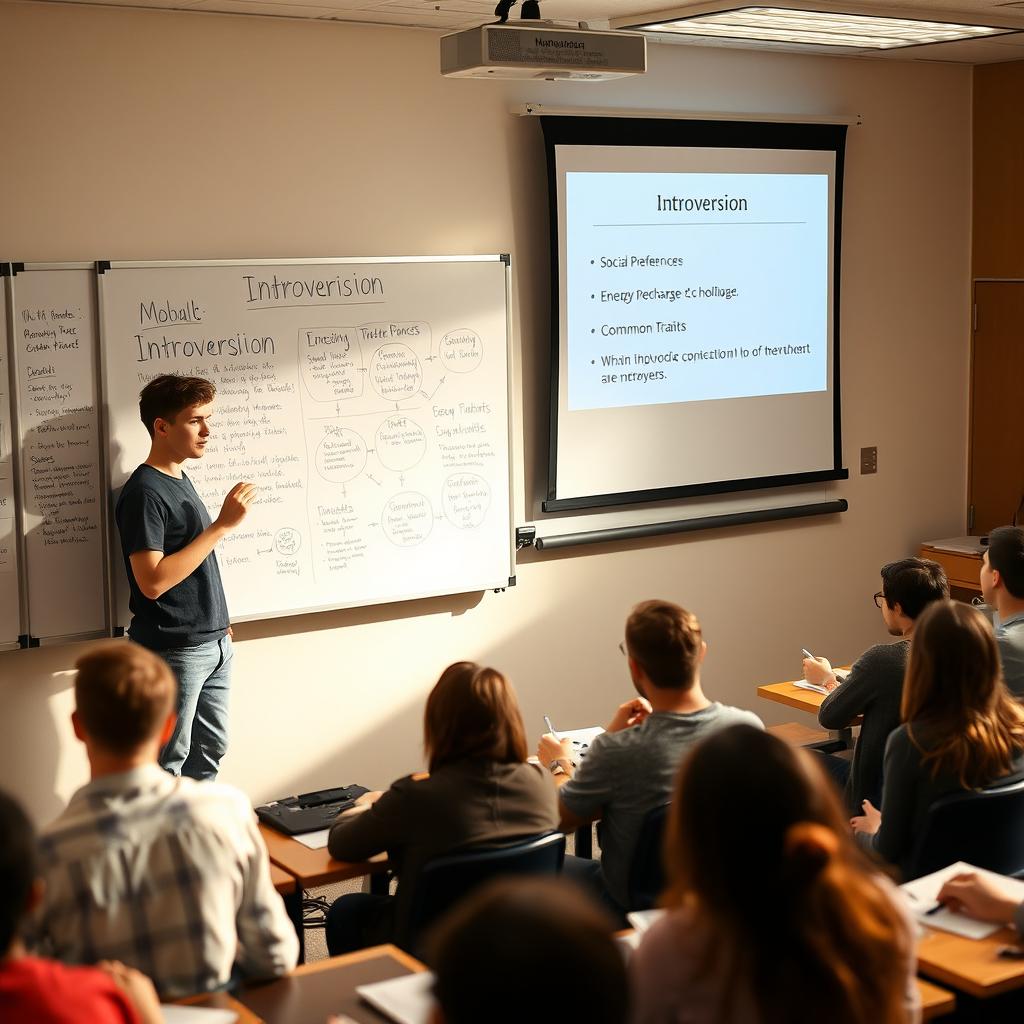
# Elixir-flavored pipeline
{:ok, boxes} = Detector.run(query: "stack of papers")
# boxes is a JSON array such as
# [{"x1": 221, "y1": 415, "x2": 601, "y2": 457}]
[
  {"x1": 356, "y1": 972, "x2": 435, "y2": 1024},
  {"x1": 900, "y1": 862, "x2": 1024, "y2": 939}
]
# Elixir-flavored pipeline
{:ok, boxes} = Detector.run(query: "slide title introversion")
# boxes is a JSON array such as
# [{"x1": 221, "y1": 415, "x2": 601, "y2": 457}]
[{"x1": 656, "y1": 194, "x2": 749, "y2": 213}]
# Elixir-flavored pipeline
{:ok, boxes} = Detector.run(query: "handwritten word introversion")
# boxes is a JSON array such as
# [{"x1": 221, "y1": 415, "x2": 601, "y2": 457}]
[
  {"x1": 242, "y1": 272, "x2": 384, "y2": 305},
  {"x1": 134, "y1": 332, "x2": 276, "y2": 363}
]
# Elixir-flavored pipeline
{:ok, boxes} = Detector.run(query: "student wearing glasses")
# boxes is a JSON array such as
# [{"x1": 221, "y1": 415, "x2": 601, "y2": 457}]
[{"x1": 803, "y1": 558, "x2": 948, "y2": 813}]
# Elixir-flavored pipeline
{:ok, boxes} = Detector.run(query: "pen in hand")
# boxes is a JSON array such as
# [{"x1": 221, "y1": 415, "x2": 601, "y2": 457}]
[{"x1": 543, "y1": 715, "x2": 559, "y2": 739}]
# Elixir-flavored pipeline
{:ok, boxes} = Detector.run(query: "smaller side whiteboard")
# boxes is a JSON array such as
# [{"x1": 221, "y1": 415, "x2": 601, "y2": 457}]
[
  {"x1": 0, "y1": 268, "x2": 25, "y2": 648},
  {"x1": 8, "y1": 264, "x2": 108, "y2": 643}
]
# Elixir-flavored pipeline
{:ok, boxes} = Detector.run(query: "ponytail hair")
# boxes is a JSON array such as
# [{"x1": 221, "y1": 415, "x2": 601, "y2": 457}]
[{"x1": 664, "y1": 725, "x2": 912, "y2": 1024}]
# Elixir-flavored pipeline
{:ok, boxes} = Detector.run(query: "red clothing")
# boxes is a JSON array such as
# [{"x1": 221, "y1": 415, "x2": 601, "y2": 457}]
[{"x1": 0, "y1": 956, "x2": 140, "y2": 1023}]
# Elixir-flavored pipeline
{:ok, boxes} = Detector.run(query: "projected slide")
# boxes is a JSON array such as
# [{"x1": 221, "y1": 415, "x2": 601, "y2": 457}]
[{"x1": 566, "y1": 171, "x2": 828, "y2": 411}]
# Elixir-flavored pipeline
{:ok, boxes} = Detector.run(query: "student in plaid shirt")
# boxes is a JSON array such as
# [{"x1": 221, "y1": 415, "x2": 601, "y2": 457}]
[{"x1": 30, "y1": 641, "x2": 298, "y2": 998}]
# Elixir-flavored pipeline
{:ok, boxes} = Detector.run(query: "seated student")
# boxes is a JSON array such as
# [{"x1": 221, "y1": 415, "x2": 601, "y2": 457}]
[
  {"x1": 31, "y1": 642, "x2": 298, "y2": 998},
  {"x1": 806, "y1": 557, "x2": 948, "y2": 812},
  {"x1": 630, "y1": 724, "x2": 920, "y2": 1024},
  {"x1": 537, "y1": 600, "x2": 762, "y2": 916},
  {"x1": 0, "y1": 789, "x2": 162, "y2": 1024},
  {"x1": 324, "y1": 662, "x2": 559, "y2": 954},
  {"x1": 980, "y1": 525, "x2": 1024, "y2": 697},
  {"x1": 852, "y1": 600, "x2": 1024, "y2": 878},
  {"x1": 937, "y1": 871, "x2": 1024, "y2": 933},
  {"x1": 424, "y1": 877, "x2": 628, "y2": 1024}
]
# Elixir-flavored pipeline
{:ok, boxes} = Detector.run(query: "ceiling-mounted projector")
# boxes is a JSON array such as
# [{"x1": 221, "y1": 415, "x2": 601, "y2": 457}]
[{"x1": 440, "y1": 22, "x2": 647, "y2": 81}]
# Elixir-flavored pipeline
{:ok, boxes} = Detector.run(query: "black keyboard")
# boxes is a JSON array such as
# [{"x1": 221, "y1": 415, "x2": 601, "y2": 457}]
[{"x1": 256, "y1": 784, "x2": 369, "y2": 836}]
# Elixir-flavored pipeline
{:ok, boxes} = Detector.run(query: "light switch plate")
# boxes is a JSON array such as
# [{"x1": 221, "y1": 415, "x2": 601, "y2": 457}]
[{"x1": 860, "y1": 446, "x2": 878, "y2": 474}]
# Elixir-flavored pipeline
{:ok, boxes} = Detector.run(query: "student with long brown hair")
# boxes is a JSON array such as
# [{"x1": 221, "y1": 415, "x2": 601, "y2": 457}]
[
  {"x1": 630, "y1": 725, "x2": 919, "y2": 1024},
  {"x1": 324, "y1": 662, "x2": 559, "y2": 954},
  {"x1": 851, "y1": 600, "x2": 1024, "y2": 875}
]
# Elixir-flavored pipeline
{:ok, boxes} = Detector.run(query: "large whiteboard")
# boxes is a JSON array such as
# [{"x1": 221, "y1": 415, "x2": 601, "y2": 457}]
[
  {"x1": 99, "y1": 257, "x2": 514, "y2": 622},
  {"x1": 8, "y1": 264, "x2": 108, "y2": 642}
]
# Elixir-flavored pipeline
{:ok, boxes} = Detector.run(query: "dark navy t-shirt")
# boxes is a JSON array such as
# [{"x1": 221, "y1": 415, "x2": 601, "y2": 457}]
[{"x1": 114, "y1": 464, "x2": 229, "y2": 650}]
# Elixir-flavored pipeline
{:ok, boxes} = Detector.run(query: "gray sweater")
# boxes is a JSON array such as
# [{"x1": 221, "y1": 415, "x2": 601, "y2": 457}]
[{"x1": 818, "y1": 639, "x2": 910, "y2": 813}]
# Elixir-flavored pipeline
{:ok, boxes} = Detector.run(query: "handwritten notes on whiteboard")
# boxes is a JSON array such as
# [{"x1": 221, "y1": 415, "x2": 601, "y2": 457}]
[
  {"x1": 9, "y1": 265, "x2": 106, "y2": 641},
  {"x1": 100, "y1": 258, "x2": 513, "y2": 622}
]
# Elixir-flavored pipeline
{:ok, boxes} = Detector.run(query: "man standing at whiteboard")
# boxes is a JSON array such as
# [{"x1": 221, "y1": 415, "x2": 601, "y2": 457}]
[{"x1": 115, "y1": 374, "x2": 256, "y2": 780}]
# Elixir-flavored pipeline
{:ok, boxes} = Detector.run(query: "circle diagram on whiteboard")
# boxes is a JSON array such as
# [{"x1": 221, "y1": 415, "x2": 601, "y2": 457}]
[
  {"x1": 369, "y1": 344, "x2": 423, "y2": 401},
  {"x1": 274, "y1": 528, "x2": 302, "y2": 556},
  {"x1": 375, "y1": 415, "x2": 427, "y2": 472},
  {"x1": 440, "y1": 329, "x2": 482, "y2": 373},
  {"x1": 315, "y1": 429, "x2": 368, "y2": 483},
  {"x1": 442, "y1": 473, "x2": 491, "y2": 529},
  {"x1": 382, "y1": 492, "x2": 433, "y2": 546}
]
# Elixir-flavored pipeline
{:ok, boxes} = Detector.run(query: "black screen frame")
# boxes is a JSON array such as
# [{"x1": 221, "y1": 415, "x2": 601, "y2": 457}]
[{"x1": 540, "y1": 115, "x2": 849, "y2": 514}]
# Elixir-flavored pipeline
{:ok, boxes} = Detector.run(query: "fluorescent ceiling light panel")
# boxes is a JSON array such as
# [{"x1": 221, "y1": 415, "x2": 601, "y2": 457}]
[{"x1": 632, "y1": 7, "x2": 1009, "y2": 49}]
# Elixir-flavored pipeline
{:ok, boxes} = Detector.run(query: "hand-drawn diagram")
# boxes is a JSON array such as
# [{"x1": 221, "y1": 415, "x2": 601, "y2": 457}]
[{"x1": 296, "y1": 318, "x2": 497, "y2": 562}]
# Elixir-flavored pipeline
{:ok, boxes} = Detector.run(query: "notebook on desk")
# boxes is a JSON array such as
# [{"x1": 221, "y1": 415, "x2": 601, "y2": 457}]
[{"x1": 256, "y1": 784, "x2": 368, "y2": 836}]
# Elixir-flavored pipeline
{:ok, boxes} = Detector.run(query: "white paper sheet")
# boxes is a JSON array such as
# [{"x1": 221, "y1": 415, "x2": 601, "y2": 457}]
[
  {"x1": 161, "y1": 1006, "x2": 237, "y2": 1023},
  {"x1": 356, "y1": 972, "x2": 435, "y2": 1024},
  {"x1": 627, "y1": 908, "x2": 666, "y2": 933},
  {"x1": 901, "y1": 861, "x2": 1024, "y2": 940},
  {"x1": 793, "y1": 680, "x2": 829, "y2": 696},
  {"x1": 294, "y1": 828, "x2": 330, "y2": 850}
]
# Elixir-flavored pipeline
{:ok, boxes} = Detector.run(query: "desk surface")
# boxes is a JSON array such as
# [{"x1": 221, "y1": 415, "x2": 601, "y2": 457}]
[
  {"x1": 917, "y1": 923, "x2": 1024, "y2": 999},
  {"x1": 919, "y1": 542, "x2": 983, "y2": 594},
  {"x1": 269, "y1": 863, "x2": 296, "y2": 895},
  {"x1": 259, "y1": 822, "x2": 388, "y2": 888},
  {"x1": 239, "y1": 944, "x2": 425, "y2": 1024},
  {"x1": 758, "y1": 679, "x2": 829, "y2": 716},
  {"x1": 917, "y1": 976, "x2": 957, "y2": 1020},
  {"x1": 175, "y1": 990, "x2": 265, "y2": 1023}
]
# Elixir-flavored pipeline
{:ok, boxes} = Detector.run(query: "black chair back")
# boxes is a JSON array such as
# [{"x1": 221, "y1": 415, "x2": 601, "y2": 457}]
[
  {"x1": 403, "y1": 831, "x2": 566, "y2": 953},
  {"x1": 627, "y1": 803, "x2": 670, "y2": 911},
  {"x1": 904, "y1": 778, "x2": 1024, "y2": 881}
]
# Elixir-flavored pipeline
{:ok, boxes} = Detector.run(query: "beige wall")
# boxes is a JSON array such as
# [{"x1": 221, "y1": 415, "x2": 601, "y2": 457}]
[{"x1": 0, "y1": 1, "x2": 971, "y2": 824}]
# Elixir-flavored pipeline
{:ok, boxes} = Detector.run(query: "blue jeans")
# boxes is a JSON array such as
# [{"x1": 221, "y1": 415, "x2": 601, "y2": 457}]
[{"x1": 158, "y1": 635, "x2": 233, "y2": 781}]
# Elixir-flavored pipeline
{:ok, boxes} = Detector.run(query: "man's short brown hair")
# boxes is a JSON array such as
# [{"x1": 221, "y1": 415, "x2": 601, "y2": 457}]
[
  {"x1": 139, "y1": 374, "x2": 216, "y2": 437},
  {"x1": 624, "y1": 599, "x2": 703, "y2": 690},
  {"x1": 75, "y1": 642, "x2": 176, "y2": 754}
]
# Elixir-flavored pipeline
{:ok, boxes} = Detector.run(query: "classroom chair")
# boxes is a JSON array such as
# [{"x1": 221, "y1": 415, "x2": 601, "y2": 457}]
[
  {"x1": 626, "y1": 803, "x2": 671, "y2": 911},
  {"x1": 404, "y1": 831, "x2": 567, "y2": 955},
  {"x1": 904, "y1": 778, "x2": 1024, "y2": 881}
]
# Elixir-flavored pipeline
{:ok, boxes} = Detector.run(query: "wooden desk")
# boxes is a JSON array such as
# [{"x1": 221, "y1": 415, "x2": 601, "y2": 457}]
[
  {"x1": 270, "y1": 863, "x2": 296, "y2": 895},
  {"x1": 758, "y1": 675, "x2": 858, "y2": 747},
  {"x1": 920, "y1": 541, "x2": 983, "y2": 595},
  {"x1": 917, "y1": 977, "x2": 957, "y2": 1020},
  {"x1": 917, "y1": 924, "x2": 1024, "y2": 999},
  {"x1": 238, "y1": 944, "x2": 425, "y2": 1024},
  {"x1": 758, "y1": 679, "x2": 828, "y2": 716},
  {"x1": 259, "y1": 822, "x2": 389, "y2": 890},
  {"x1": 175, "y1": 990, "x2": 265, "y2": 1023},
  {"x1": 766, "y1": 721, "x2": 831, "y2": 747}
]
